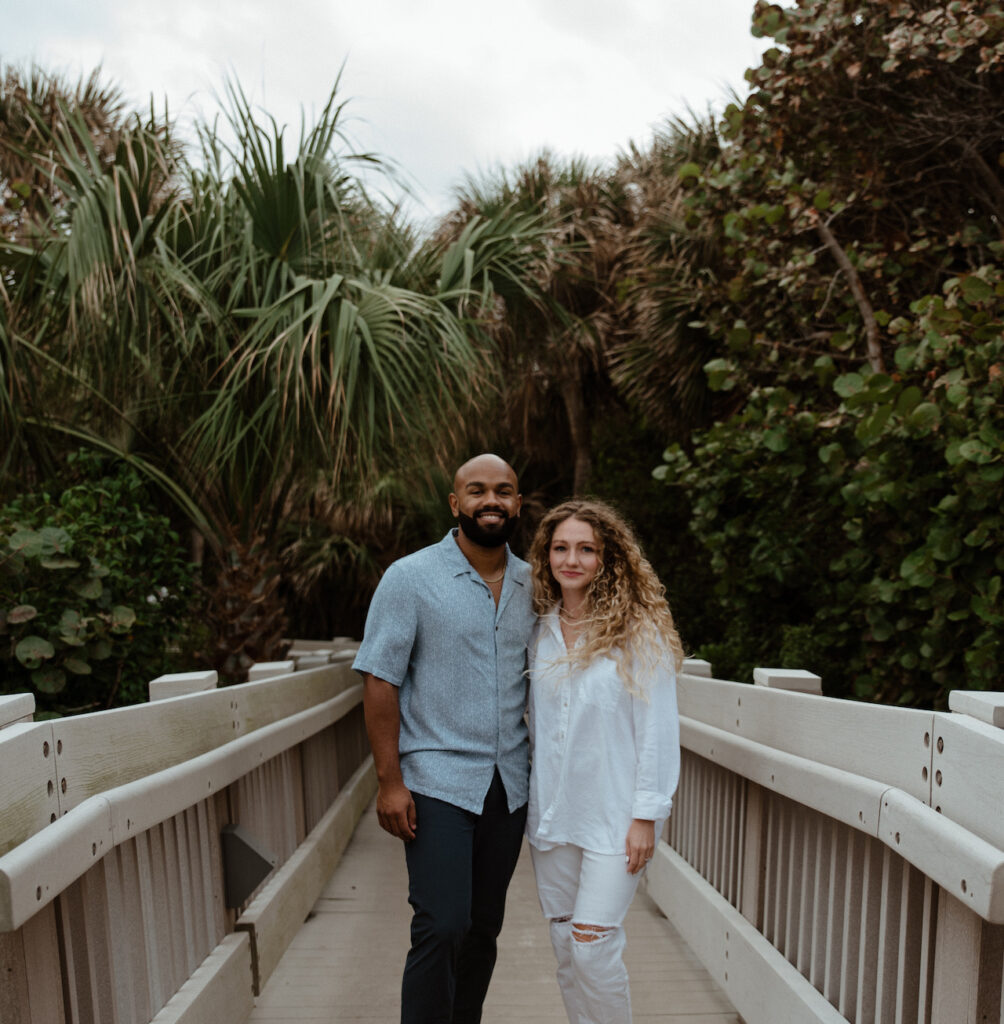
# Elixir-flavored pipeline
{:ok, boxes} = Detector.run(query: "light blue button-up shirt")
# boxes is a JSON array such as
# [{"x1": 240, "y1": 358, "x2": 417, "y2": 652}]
[{"x1": 353, "y1": 530, "x2": 535, "y2": 813}]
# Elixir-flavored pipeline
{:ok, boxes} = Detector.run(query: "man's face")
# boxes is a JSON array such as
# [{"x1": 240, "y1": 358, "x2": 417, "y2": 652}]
[{"x1": 449, "y1": 458, "x2": 521, "y2": 548}]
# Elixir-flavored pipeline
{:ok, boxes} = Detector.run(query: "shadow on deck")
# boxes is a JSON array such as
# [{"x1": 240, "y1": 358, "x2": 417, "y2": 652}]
[{"x1": 248, "y1": 795, "x2": 739, "y2": 1023}]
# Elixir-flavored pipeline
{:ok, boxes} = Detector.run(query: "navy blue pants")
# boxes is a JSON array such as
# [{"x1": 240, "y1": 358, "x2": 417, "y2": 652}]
[{"x1": 401, "y1": 769, "x2": 527, "y2": 1024}]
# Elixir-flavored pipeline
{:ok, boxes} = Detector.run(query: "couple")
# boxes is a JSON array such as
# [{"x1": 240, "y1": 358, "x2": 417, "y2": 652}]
[{"x1": 353, "y1": 453, "x2": 682, "y2": 1024}]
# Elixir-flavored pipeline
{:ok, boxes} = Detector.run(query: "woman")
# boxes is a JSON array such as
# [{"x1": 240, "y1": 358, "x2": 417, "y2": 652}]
[{"x1": 526, "y1": 499, "x2": 682, "y2": 1023}]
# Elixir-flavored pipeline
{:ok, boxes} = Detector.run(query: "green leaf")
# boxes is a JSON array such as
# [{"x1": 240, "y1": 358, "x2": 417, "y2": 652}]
[
  {"x1": 855, "y1": 404, "x2": 893, "y2": 443},
  {"x1": 930, "y1": 530, "x2": 962, "y2": 562},
  {"x1": 7, "y1": 605, "x2": 38, "y2": 624},
  {"x1": 704, "y1": 358, "x2": 736, "y2": 391},
  {"x1": 31, "y1": 667, "x2": 67, "y2": 694},
  {"x1": 8, "y1": 530, "x2": 43, "y2": 557},
  {"x1": 958, "y1": 439, "x2": 995, "y2": 464},
  {"x1": 818, "y1": 442, "x2": 844, "y2": 466},
  {"x1": 900, "y1": 549, "x2": 935, "y2": 587},
  {"x1": 37, "y1": 527, "x2": 72, "y2": 556},
  {"x1": 88, "y1": 639, "x2": 113, "y2": 661},
  {"x1": 15, "y1": 635, "x2": 56, "y2": 669},
  {"x1": 813, "y1": 188, "x2": 832, "y2": 211},
  {"x1": 894, "y1": 386, "x2": 923, "y2": 416},
  {"x1": 908, "y1": 403, "x2": 941, "y2": 432},
  {"x1": 59, "y1": 609, "x2": 83, "y2": 631},
  {"x1": 728, "y1": 324, "x2": 752, "y2": 350},
  {"x1": 894, "y1": 345, "x2": 917, "y2": 371},
  {"x1": 971, "y1": 595, "x2": 1004, "y2": 625},
  {"x1": 763, "y1": 427, "x2": 790, "y2": 452},
  {"x1": 110, "y1": 606, "x2": 137, "y2": 633},
  {"x1": 73, "y1": 578, "x2": 103, "y2": 600},
  {"x1": 834, "y1": 372, "x2": 864, "y2": 398},
  {"x1": 678, "y1": 162, "x2": 702, "y2": 182},
  {"x1": 960, "y1": 275, "x2": 993, "y2": 304},
  {"x1": 63, "y1": 657, "x2": 92, "y2": 676},
  {"x1": 40, "y1": 556, "x2": 81, "y2": 570}
]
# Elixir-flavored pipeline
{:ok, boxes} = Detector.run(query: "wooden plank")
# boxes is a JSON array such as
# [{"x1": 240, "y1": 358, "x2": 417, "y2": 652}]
[
  {"x1": 41, "y1": 663, "x2": 356, "y2": 820},
  {"x1": 0, "y1": 722, "x2": 60, "y2": 857},
  {"x1": 49, "y1": 694, "x2": 240, "y2": 814},
  {"x1": 948, "y1": 691, "x2": 1004, "y2": 729},
  {"x1": 235, "y1": 758, "x2": 376, "y2": 994},
  {"x1": 932, "y1": 891, "x2": 984, "y2": 1023},
  {"x1": 931, "y1": 712, "x2": 1004, "y2": 849},
  {"x1": 149, "y1": 933, "x2": 254, "y2": 1024},
  {"x1": 646, "y1": 841, "x2": 846, "y2": 1023},
  {"x1": 236, "y1": 663, "x2": 357, "y2": 735},
  {"x1": 740, "y1": 782, "x2": 765, "y2": 929},
  {"x1": 0, "y1": 794, "x2": 114, "y2": 931},
  {"x1": 677, "y1": 675, "x2": 934, "y2": 802},
  {"x1": 681, "y1": 718, "x2": 887, "y2": 837},
  {"x1": 753, "y1": 668, "x2": 822, "y2": 694},
  {"x1": 0, "y1": 695, "x2": 35, "y2": 729},
  {"x1": 246, "y1": 662, "x2": 295, "y2": 682},
  {"x1": 879, "y1": 788, "x2": 1004, "y2": 924},
  {"x1": 22, "y1": 901, "x2": 65, "y2": 1022},
  {"x1": 0, "y1": 928, "x2": 29, "y2": 1024},
  {"x1": 149, "y1": 672, "x2": 218, "y2": 702}
]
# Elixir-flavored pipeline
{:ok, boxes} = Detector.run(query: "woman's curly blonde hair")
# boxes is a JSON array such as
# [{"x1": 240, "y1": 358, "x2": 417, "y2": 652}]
[{"x1": 528, "y1": 499, "x2": 684, "y2": 692}]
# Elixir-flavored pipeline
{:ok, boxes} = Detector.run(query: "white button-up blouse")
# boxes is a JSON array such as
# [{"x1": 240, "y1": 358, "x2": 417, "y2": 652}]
[{"x1": 526, "y1": 608, "x2": 681, "y2": 855}]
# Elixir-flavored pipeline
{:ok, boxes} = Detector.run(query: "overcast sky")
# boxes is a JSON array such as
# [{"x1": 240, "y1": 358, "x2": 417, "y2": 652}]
[{"x1": 6, "y1": 0, "x2": 769, "y2": 220}]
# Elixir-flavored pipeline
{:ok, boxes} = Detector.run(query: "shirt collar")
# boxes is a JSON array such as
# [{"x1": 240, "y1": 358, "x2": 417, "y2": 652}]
[{"x1": 438, "y1": 528, "x2": 523, "y2": 586}]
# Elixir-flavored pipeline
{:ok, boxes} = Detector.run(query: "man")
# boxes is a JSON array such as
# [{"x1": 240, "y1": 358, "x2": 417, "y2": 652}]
[{"x1": 353, "y1": 453, "x2": 535, "y2": 1023}]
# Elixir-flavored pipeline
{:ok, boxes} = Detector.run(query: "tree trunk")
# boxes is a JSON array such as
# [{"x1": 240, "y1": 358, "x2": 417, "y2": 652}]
[
  {"x1": 813, "y1": 214, "x2": 885, "y2": 375},
  {"x1": 560, "y1": 372, "x2": 592, "y2": 496}
]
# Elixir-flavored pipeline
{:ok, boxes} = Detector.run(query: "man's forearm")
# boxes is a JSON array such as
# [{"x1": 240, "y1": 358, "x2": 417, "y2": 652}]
[
  {"x1": 362, "y1": 674, "x2": 416, "y2": 839},
  {"x1": 363, "y1": 674, "x2": 404, "y2": 782}
]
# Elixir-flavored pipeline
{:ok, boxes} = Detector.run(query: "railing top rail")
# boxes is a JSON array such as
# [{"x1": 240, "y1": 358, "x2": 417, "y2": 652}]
[{"x1": 0, "y1": 659, "x2": 359, "y2": 859}]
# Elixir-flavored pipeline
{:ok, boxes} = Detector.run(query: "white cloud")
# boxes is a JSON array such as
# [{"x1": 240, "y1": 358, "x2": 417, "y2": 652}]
[{"x1": 4, "y1": 0, "x2": 768, "y2": 217}]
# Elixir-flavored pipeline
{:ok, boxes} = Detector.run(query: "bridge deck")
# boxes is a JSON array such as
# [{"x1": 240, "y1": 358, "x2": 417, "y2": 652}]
[{"x1": 248, "y1": 796, "x2": 739, "y2": 1022}]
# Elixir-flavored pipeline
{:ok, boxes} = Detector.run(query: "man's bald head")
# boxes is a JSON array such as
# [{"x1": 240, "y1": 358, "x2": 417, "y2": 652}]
[{"x1": 453, "y1": 453, "x2": 518, "y2": 494}]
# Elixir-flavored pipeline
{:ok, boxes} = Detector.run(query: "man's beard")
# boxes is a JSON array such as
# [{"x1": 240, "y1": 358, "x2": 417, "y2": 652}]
[{"x1": 457, "y1": 509, "x2": 519, "y2": 548}]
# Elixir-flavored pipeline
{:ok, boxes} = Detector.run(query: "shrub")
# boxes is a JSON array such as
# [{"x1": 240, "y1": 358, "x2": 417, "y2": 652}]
[{"x1": 0, "y1": 452, "x2": 203, "y2": 714}]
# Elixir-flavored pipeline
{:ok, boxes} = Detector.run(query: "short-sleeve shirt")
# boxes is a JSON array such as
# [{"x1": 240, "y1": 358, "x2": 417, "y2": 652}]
[{"x1": 352, "y1": 529, "x2": 535, "y2": 813}]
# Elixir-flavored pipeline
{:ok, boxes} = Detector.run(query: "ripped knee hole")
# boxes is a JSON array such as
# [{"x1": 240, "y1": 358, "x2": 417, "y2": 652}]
[{"x1": 571, "y1": 922, "x2": 612, "y2": 943}]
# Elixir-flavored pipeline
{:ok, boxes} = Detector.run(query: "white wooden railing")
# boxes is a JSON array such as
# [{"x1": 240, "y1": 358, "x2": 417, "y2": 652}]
[
  {"x1": 0, "y1": 639, "x2": 375, "y2": 1024},
  {"x1": 646, "y1": 661, "x2": 1004, "y2": 1024},
  {"x1": 2, "y1": 645, "x2": 1001, "y2": 1024}
]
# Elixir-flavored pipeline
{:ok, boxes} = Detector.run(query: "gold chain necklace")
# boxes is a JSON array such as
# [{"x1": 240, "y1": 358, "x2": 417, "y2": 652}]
[{"x1": 479, "y1": 566, "x2": 506, "y2": 584}]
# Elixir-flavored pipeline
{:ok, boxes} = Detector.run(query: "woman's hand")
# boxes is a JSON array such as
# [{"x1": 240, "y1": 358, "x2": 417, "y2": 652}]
[{"x1": 625, "y1": 818, "x2": 655, "y2": 874}]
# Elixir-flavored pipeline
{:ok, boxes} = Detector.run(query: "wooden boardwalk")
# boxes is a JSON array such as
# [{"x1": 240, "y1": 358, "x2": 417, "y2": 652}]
[{"x1": 248, "y1": 796, "x2": 739, "y2": 1023}]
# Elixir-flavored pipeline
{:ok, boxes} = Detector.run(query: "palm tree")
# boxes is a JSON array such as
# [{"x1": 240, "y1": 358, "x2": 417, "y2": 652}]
[
  {"x1": 609, "y1": 112, "x2": 726, "y2": 439},
  {"x1": 0, "y1": 76, "x2": 545, "y2": 680},
  {"x1": 442, "y1": 152, "x2": 635, "y2": 495},
  {"x1": 0, "y1": 63, "x2": 128, "y2": 243}
]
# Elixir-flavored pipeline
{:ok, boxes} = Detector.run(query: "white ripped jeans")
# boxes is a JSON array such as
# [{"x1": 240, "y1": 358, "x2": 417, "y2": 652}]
[{"x1": 530, "y1": 843, "x2": 642, "y2": 1024}]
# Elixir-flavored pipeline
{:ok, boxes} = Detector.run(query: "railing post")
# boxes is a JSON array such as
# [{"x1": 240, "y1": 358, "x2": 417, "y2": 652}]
[
  {"x1": 0, "y1": 694, "x2": 35, "y2": 729},
  {"x1": 931, "y1": 891, "x2": 1004, "y2": 1023},
  {"x1": 149, "y1": 670, "x2": 218, "y2": 701},
  {"x1": 948, "y1": 690, "x2": 1004, "y2": 729},
  {"x1": 753, "y1": 667, "x2": 823, "y2": 695},
  {"x1": 740, "y1": 780, "x2": 766, "y2": 929}
]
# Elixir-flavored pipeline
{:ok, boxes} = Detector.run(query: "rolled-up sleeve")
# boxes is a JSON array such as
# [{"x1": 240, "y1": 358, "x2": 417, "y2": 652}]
[
  {"x1": 630, "y1": 661, "x2": 680, "y2": 822},
  {"x1": 352, "y1": 564, "x2": 417, "y2": 686}
]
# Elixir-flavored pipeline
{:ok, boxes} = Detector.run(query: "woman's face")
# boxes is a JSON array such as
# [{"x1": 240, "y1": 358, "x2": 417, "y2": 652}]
[{"x1": 549, "y1": 516, "x2": 600, "y2": 597}]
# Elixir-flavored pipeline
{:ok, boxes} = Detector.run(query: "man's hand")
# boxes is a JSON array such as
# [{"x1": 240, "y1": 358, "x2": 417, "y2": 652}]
[
  {"x1": 363, "y1": 674, "x2": 416, "y2": 841},
  {"x1": 625, "y1": 818, "x2": 655, "y2": 875},
  {"x1": 377, "y1": 780, "x2": 417, "y2": 841}
]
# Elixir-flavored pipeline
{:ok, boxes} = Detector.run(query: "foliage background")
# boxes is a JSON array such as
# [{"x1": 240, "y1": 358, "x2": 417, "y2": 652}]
[{"x1": 2, "y1": 0, "x2": 1001, "y2": 712}]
